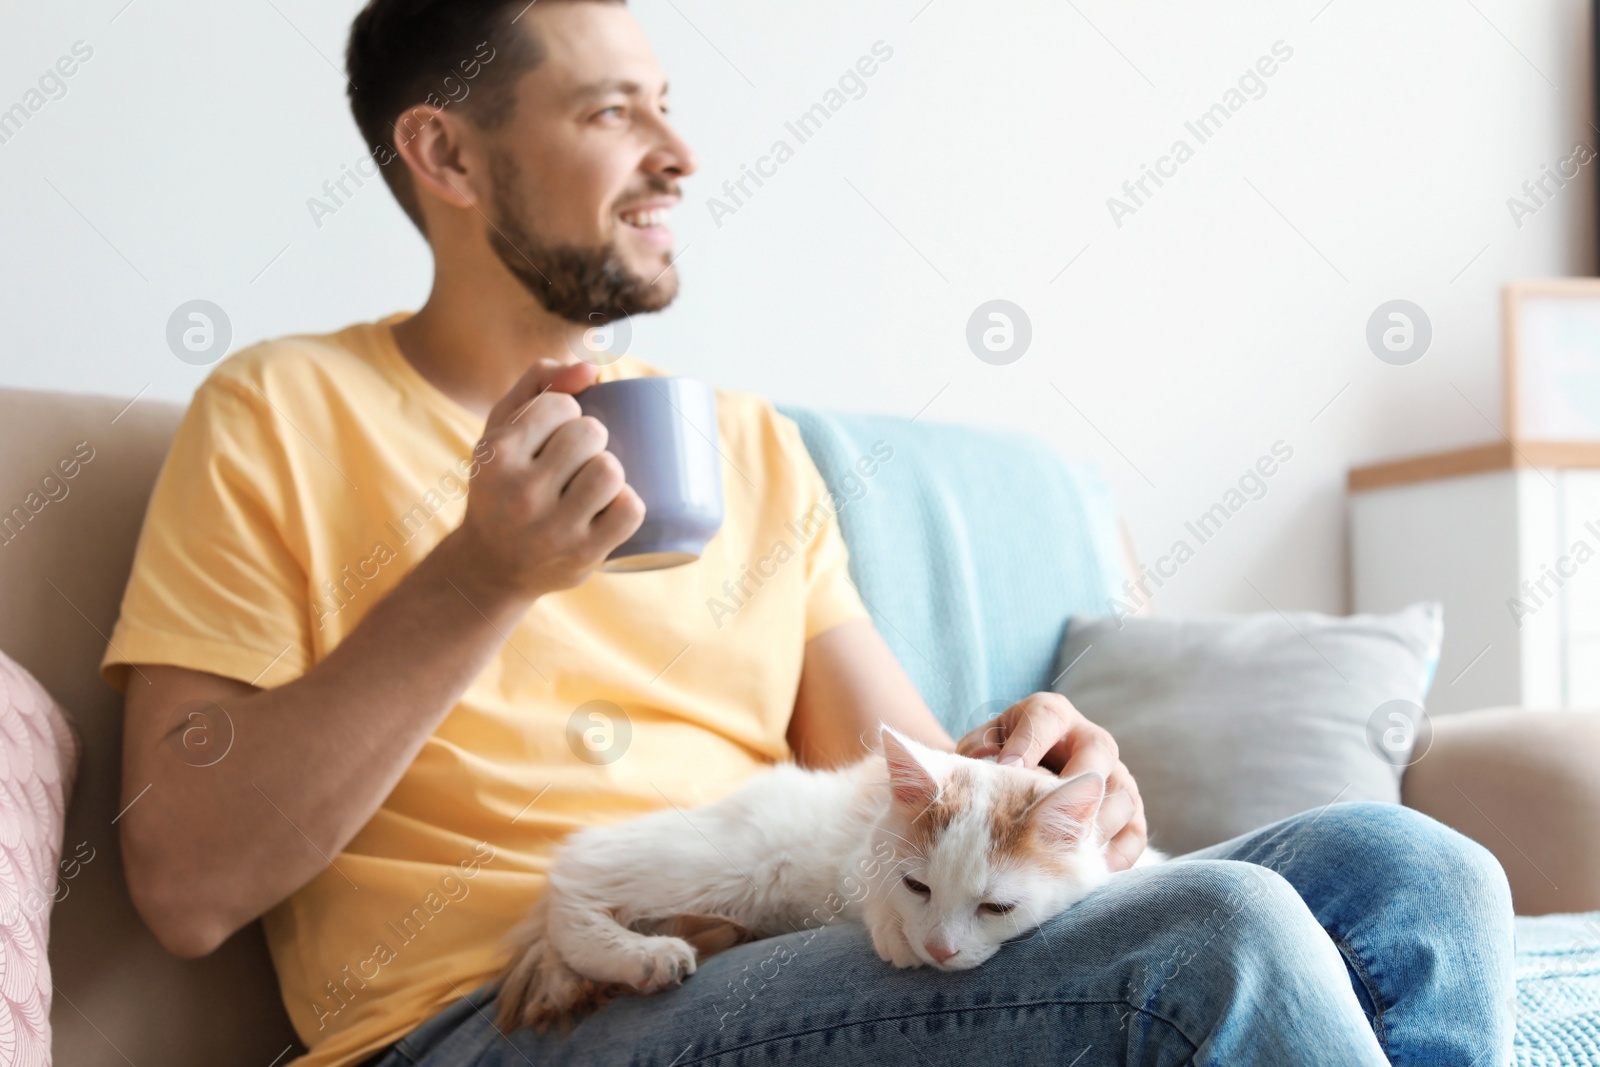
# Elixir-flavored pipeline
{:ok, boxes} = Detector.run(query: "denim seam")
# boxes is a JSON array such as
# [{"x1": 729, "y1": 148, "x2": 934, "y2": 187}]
[
  {"x1": 677, "y1": 998, "x2": 1199, "y2": 1065},
  {"x1": 1327, "y1": 927, "x2": 1388, "y2": 1055}
]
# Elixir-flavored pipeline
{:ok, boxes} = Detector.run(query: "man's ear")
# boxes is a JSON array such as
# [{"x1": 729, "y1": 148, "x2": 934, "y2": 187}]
[
  {"x1": 880, "y1": 726, "x2": 939, "y2": 812},
  {"x1": 387, "y1": 103, "x2": 483, "y2": 213},
  {"x1": 1031, "y1": 771, "x2": 1106, "y2": 843}
]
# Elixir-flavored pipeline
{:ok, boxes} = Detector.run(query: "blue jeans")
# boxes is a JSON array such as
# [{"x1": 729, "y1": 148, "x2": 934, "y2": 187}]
[{"x1": 370, "y1": 802, "x2": 1516, "y2": 1066}]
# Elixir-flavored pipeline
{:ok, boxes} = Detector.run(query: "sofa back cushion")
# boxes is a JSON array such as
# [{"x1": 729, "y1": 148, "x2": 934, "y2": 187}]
[
  {"x1": 0, "y1": 387, "x2": 300, "y2": 1065},
  {"x1": 778, "y1": 406, "x2": 1126, "y2": 737}
]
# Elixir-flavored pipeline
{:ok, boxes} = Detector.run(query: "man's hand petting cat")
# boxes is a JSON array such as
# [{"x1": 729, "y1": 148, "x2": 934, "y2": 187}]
[
  {"x1": 955, "y1": 693, "x2": 1149, "y2": 872},
  {"x1": 443, "y1": 357, "x2": 648, "y2": 604}
]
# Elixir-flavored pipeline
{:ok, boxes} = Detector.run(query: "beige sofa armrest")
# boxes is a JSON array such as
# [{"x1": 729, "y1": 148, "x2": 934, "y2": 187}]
[{"x1": 1401, "y1": 706, "x2": 1600, "y2": 916}]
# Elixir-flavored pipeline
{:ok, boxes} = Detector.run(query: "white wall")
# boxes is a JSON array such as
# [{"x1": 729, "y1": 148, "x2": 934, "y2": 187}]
[{"x1": 1, "y1": 0, "x2": 1593, "y2": 621}]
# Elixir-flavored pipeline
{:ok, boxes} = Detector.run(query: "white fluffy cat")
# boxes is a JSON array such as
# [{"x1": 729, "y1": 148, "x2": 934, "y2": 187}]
[{"x1": 495, "y1": 726, "x2": 1165, "y2": 1031}]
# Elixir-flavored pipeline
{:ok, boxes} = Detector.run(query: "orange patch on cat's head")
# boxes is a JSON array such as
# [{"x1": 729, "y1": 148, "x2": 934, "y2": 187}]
[
  {"x1": 901, "y1": 761, "x2": 976, "y2": 853},
  {"x1": 986, "y1": 768, "x2": 1107, "y2": 874},
  {"x1": 881, "y1": 727, "x2": 975, "y2": 853},
  {"x1": 877, "y1": 726, "x2": 1108, "y2": 873}
]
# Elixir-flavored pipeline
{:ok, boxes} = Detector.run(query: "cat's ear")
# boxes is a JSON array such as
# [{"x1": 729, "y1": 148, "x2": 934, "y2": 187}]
[
  {"x1": 879, "y1": 726, "x2": 939, "y2": 812},
  {"x1": 1032, "y1": 771, "x2": 1106, "y2": 843}
]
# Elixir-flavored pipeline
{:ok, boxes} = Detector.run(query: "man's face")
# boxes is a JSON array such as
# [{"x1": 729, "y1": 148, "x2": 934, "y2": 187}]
[{"x1": 480, "y1": 3, "x2": 695, "y2": 325}]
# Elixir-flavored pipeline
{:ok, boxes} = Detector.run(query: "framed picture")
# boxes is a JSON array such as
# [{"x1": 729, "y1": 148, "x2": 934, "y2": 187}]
[{"x1": 1503, "y1": 278, "x2": 1600, "y2": 442}]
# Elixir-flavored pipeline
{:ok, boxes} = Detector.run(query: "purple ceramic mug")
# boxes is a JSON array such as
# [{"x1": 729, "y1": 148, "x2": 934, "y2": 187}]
[{"x1": 574, "y1": 376, "x2": 724, "y2": 572}]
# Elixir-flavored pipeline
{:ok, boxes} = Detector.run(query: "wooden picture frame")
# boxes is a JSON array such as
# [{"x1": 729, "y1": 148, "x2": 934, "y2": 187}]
[
  {"x1": 1503, "y1": 278, "x2": 1600, "y2": 443},
  {"x1": 1349, "y1": 279, "x2": 1600, "y2": 491}
]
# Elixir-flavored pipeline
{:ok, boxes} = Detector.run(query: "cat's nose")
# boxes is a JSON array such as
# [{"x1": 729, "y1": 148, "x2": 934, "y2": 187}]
[{"x1": 924, "y1": 942, "x2": 959, "y2": 964}]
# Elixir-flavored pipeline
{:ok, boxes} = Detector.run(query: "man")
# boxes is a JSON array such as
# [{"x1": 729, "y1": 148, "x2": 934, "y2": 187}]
[{"x1": 102, "y1": 2, "x2": 1516, "y2": 1065}]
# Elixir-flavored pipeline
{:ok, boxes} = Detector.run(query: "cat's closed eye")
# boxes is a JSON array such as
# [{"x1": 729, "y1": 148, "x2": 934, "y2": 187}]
[
  {"x1": 902, "y1": 875, "x2": 931, "y2": 897},
  {"x1": 979, "y1": 901, "x2": 1016, "y2": 915}
]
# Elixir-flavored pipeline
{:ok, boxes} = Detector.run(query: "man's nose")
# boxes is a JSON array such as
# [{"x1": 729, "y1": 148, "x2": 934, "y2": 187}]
[
  {"x1": 924, "y1": 941, "x2": 959, "y2": 964},
  {"x1": 643, "y1": 118, "x2": 697, "y2": 180}
]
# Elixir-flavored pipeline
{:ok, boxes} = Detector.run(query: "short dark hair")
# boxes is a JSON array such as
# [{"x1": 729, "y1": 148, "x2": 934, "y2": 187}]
[{"x1": 345, "y1": 0, "x2": 624, "y2": 230}]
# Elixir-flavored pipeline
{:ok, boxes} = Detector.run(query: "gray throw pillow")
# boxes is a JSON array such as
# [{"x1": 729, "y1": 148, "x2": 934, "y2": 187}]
[{"x1": 1051, "y1": 602, "x2": 1443, "y2": 856}]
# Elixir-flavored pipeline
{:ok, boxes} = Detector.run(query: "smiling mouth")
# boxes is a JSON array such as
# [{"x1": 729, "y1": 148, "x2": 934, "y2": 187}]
[
  {"x1": 619, "y1": 206, "x2": 671, "y2": 228},
  {"x1": 616, "y1": 203, "x2": 675, "y2": 254}
]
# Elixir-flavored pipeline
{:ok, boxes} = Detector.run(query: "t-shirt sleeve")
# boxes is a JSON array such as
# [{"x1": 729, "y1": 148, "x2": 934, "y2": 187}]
[
  {"x1": 770, "y1": 413, "x2": 871, "y2": 643},
  {"x1": 99, "y1": 376, "x2": 312, "y2": 694}
]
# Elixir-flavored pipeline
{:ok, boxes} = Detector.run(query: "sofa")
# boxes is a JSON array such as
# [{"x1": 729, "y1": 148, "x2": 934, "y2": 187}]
[{"x1": 4, "y1": 383, "x2": 1597, "y2": 1066}]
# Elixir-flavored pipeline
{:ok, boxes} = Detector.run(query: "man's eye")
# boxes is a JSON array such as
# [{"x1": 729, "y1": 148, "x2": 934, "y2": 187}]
[
  {"x1": 979, "y1": 901, "x2": 1016, "y2": 915},
  {"x1": 594, "y1": 105, "x2": 624, "y2": 120},
  {"x1": 902, "y1": 876, "x2": 931, "y2": 896}
]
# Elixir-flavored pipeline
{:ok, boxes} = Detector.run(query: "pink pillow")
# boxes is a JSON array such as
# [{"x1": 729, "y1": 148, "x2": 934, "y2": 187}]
[{"x1": 0, "y1": 654, "x2": 81, "y2": 1066}]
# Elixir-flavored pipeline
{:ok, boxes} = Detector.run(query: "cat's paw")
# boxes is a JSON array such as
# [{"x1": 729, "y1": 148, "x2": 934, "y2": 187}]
[
  {"x1": 622, "y1": 935, "x2": 698, "y2": 992},
  {"x1": 869, "y1": 920, "x2": 922, "y2": 969}
]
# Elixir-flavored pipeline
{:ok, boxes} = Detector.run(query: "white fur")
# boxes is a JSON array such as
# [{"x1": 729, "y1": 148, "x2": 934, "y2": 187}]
[
  {"x1": 496, "y1": 727, "x2": 1165, "y2": 1024},
  {"x1": 863, "y1": 736, "x2": 1164, "y2": 972}
]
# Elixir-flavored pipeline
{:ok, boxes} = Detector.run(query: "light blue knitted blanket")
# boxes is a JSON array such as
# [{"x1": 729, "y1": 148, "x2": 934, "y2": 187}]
[
  {"x1": 776, "y1": 405, "x2": 1126, "y2": 736},
  {"x1": 780, "y1": 405, "x2": 1600, "y2": 1066},
  {"x1": 1513, "y1": 912, "x2": 1600, "y2": 1066}
]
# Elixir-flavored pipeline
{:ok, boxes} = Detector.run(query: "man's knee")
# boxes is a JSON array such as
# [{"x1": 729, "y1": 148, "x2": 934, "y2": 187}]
[
  {"x1": 1310, "y1": 802, "x2": 1513, "y2": 914},
  {"x1": 1107, "y1": 860, "x2": 1389, "y2": 1059},
  {"x1": 1114, "y1": 859, "x2": 1344, "y2": 996},
  {"x1": 1159, "y1": 859, "x2": 1320, "y2": 947}
]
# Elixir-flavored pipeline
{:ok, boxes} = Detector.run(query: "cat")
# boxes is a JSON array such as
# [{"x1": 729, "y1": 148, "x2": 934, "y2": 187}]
[{"x1": 494, "y1": 725, "x2": 1166, "y2": 1031}]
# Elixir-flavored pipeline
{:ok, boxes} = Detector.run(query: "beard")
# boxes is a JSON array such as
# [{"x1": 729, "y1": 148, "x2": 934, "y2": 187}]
[{"x1": 484, "y1": 150, "x2": 679, "y2": 326}]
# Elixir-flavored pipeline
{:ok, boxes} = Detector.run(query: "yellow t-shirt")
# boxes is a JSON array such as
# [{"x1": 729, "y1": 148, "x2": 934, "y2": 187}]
[{"x1": 99, "y1": 313, "x2": 870, "y2": 1067}]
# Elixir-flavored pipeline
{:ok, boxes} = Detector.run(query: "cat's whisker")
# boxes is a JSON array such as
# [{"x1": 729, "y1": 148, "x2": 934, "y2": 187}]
[
  {"x1": 874, "y1": 827, "x2": 927, "y2": 860},
  {"x1": 1015, "y1": 899, "x2": 1054, "y2": 951}
]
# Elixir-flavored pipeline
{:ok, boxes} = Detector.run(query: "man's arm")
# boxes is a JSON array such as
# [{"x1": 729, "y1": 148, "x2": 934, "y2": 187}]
[
  {"x1": 119, "y1": 358, "x2": 643, "y2": 958},
  {"x1": 788, "y1": 617, "x2": 955, "y2": 768}
]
